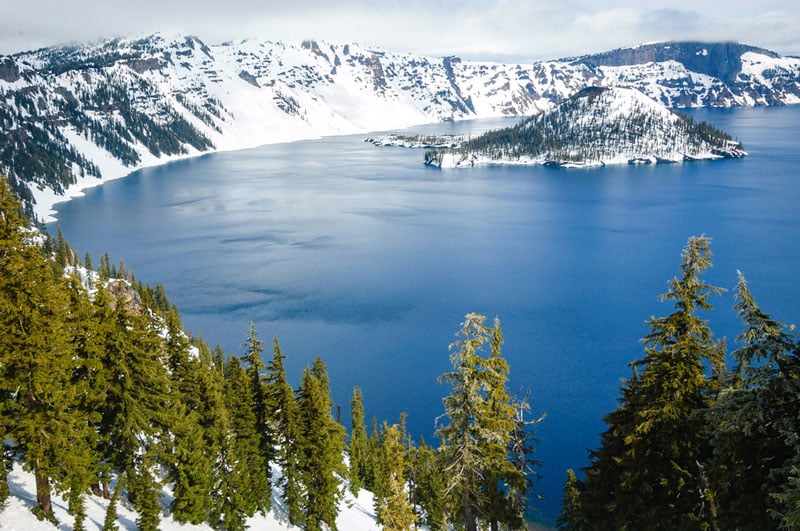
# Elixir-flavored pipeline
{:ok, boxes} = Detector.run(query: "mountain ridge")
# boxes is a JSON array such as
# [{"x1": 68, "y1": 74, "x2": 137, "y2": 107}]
[{"x1": 1, "y1": 33, "x2": 798, "y2": 221}]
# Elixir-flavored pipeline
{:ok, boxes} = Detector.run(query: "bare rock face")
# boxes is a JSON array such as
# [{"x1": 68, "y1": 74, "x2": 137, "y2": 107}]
[
  {"x1": 105, "y1": 279, "x2": 142, "y2": 312},
  {"x1": 0, "y1": 57, "x2": 20, "y2": 82},
  {"x1": 576, "y1": 42, "x2": 774, "y2": 85}
]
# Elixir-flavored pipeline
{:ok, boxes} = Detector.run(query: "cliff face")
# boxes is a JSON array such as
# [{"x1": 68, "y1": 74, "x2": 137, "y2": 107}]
[{"x1": 576, "y1": 42, "x2": 776, "y2": 84}]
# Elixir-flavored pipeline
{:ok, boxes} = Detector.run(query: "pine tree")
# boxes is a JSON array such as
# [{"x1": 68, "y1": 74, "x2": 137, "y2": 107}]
[
  {"x1": 264, "y1": 338, "x2": 302, "y2": 525},
  {"x1": 94, "y1": 285, "x2": 172, "y2": 528},
  {"x1": 240, "y1": 321, "x2": 274, "y2": 510},
  {"x1": 168, "y1": 338, "x2": 224, "y2": 525},
  {"x1": 296, "y1": 357, "x2": 346, "y2": 530},
  {"x1": 220, "y1": 355, "x2": 271, "y2": 525},
  {"x1": 436, "y1": 313, "x2": 521, "y2": 531},
  {"x1": 482, "y1": 321, "x2": 526, "y2": 531},
  {"x1": 507, "y1": 390, "x2": 544, "y2": 527},
  {"x1": 409, "y1": 437, "x2": 446, "y2": 531},
  {"x1": 557, "y1": 469, "x2": 588, "y2": 530},
  {"x1": 349, "y1": 386, "x2": 369, "y2": 494},
  {"x1": 708, "y1": 271, "x2": 800, "y2": 529},
  {"x1": 0, "y1": 177, "x2": 94, "y2": 521},
  {"x1": 575, "y1": 235, "x2": 725, "y2": 529},
  {"x1": 376, "y1": 423, "x2": 417, "y2": 531},
  {"x1": 365, "y1": 417, "x2": 383, "y2": 493}
]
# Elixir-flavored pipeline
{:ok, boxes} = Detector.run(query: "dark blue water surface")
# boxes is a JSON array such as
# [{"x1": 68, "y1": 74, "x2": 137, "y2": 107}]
[{"x1": 49, "y1": 107, "x2": 800, "y2": 521}]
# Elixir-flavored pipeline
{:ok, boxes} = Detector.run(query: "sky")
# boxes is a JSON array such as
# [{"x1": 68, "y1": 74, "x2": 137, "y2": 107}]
[{"x1": 1, "y1": 0, "x2": 799, "y2": 61}]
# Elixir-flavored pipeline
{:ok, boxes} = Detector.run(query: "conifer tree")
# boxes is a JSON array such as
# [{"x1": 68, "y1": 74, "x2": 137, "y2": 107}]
[
  {"x1": 436, "y1": 313, "x2": 521, "y2": 531},
  {"x1": 376, "y1": 423, "x2": 417, "y2": 531},
  {"x1": 296, "y1": 357, "x2": 346, "y2": 530},
  {"x1": 187, "y1": 340, "x2": 229, "y2": 528},
  {"x1": 240, "y1": 321, "x2": 274, "y2": 509},
  {"x1": 574, "y1": 235, "x2": 725, "y2": 529},
  {"x1": 557, "y1": 470, "x2": 588, "y2": 530},
  {"x1": 94, "y1": 285, "x2": 172, "y2": 528},
  {"x1": 506, "y1": 390, "x2": 544, "y2": 528},
  {"x1": 349, "y1": 386, "x2": 369, "y2": 494},
  {"x1": 63, "y1": 273, "x2": 108, "y2": 529},
  {"x1": 0, "y1": 177, "x2": 94, "y2": 521},
  {"x1": 168, "y1": 336, "x2": 225, "y2": 526},
  {"x1": 482, "y1": 322, "x2": 526, "y2": 531},
  {"x1": 264, "y1": 338, "x2": 302, "y2": 525},
  {"x1": 708, "y1": 272, "x2": 800, "y2": 529},
  {"x1": 409, "y1": 437, "x2": 446, "y2": 531},
  {"x1": 220, "y1": 355, "x2": 271, "y2": 525},
  {"x1": 365, "y1": 417, "x2": 383, "y2": 493}
]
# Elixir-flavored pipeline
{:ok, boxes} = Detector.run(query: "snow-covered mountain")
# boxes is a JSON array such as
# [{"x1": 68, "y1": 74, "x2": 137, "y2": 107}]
[
  {"x1": 1, "y1": 34, "x2": 798, "y2": 221},
  {"x1": 424, "y1": 86, "x2": 746, "y2": 168}
]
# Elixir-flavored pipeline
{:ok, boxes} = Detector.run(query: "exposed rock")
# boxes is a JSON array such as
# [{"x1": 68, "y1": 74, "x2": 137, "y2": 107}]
[
  {"x1": 239, "y1": 70, "x2": 260, "y2": 87},
  {"x1": 0, "y1": 57, "x2": 20, "y2": 82},
  {"x1": 105, "y1": 279, "x2": 142, "y2": 312}
]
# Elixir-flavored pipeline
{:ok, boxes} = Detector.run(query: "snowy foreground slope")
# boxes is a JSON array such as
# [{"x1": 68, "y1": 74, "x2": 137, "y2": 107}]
[
  {"x1": 1, "y1": 462, "x2": 381, "y2": 531},
  {"x1": 0, "y1": 35, "x2": 798, "y2": 221},
  {"x1": 426, "y1": 87, "x2": 746, "y2": 168}
]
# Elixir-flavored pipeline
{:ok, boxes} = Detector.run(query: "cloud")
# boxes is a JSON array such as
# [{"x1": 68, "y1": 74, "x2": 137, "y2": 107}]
[{"x1": 0, "y1": 0, "x2": 798, "y2": 59}]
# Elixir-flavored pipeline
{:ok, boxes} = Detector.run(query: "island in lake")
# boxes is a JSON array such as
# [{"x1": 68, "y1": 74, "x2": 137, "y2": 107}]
[{"x1": 373, "y1": 87, "x2": 747, "y2": 168}]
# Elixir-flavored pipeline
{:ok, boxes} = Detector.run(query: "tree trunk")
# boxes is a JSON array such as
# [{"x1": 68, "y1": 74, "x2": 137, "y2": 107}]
[
  {"x1": 103, "y1": 481, "x2": 110, "y2": 500},
  {"x1": 90, "y1": 482, "x2": 101, "y2": 497},
  {"x1": 463, "y1": 493, "x2": 477, "y2": 531},
  {"x1": 34, "y1": 464, "x2": 53, "y2": 518}
]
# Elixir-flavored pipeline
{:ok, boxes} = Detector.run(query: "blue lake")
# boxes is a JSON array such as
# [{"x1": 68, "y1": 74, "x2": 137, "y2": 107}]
[{"x1": 49, "y1": 106, "x2": 800, "y2": 522}]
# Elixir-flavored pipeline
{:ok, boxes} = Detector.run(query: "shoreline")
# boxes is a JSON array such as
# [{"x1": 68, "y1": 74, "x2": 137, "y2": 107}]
[{"x1": 33, "y1": 130, "x2": 332, "y2": 225}]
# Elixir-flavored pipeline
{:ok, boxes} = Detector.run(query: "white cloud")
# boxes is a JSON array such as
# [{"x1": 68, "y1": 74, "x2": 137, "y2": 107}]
[{"x1": 0, "y1": 0, "x2": 798, "y2": 59}]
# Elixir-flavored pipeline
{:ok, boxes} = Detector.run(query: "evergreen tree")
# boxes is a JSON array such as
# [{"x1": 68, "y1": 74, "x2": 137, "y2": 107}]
[
  {"x1": 167, "y1": 336, "x2": 225, "y2": 526},
  {"x1": 575, "y1": 235, "x2": 725, "y2": 529},
  {"x1": 94, "y1": 285, "x2": 171, "y2": 529},
  {"x1": 264, "y1": 338, "x2": 302, "y2": 525},
  {"x1": 557, "y1": 469, "x2": 588, "y2": 530},
  {"x1": 63, "y1": 273, "x2": 108, "y2": 528},
  {"x1": 436, "y1": 313, "x2": 521, "y2": 531},
  {"x1": 349, "y1": 386, "x2": 369, "y2": 494},
  {"x1": 219, "y1": 356, "x2": 271, "y2": 525},
  {"x1": 708, "y1": 271, "x2": 800, "y2": 529},
  {"x1": 376, "y1": 423, "x2": 417, "y2": 531},
  {"x1": 296, "y1": 357, "x2": 346, "y2": 530},
  {"x1": 507, "y1": 390, "x2": 544, "y2": 527},
  {"x1": 0, "y1": 177, "x2": 94, "y2": 521},
  {"x1": 240, "y1": 321, "x2": 274, "y2": 510},
  {"x1": 409, "y1": 437, "x2": 446, "y2": 531}
]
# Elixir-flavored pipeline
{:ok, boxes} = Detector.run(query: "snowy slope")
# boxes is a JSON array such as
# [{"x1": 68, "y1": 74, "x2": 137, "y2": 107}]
[
  {"x1": 1, "y1": 461, "x2": 380, "y2": 531},
  {"x1": 0, "y1": 34, "x2": 797, "y2": 221},
  {"x1": 429, "y1": 87, "x2": 746, "y2": 168}
]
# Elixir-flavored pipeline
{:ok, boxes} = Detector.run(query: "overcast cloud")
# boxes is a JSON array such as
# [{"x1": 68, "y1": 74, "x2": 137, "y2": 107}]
[{"x1": 1, "y1": 0, "x2": 799, "y2": 60}]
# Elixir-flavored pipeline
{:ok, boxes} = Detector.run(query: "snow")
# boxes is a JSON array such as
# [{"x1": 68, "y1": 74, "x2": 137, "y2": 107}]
[
  {"x1": 430, "y1": 87, "x2": 746, "y2": 169},
  {"x1": 1, "y1": 461, "x2": 381, "y2": 531},
  {"x1": 5, "y1": 33, "x2": 798, "y2": 222}
]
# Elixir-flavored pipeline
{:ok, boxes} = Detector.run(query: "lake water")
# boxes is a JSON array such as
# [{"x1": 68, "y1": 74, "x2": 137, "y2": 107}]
[{"x1": 49, "y1": 107, "x2": 800, "y2": 522}]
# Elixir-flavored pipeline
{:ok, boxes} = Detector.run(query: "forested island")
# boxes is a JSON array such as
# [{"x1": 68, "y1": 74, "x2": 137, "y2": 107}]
[{"x1": 422, "y1": 87, "x2": 747, "y2": 168}]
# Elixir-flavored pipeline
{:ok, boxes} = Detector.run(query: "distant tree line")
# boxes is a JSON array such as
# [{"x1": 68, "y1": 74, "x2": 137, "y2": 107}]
[
  {"x1": 0, "y1": 68, "x2": 216, "y2": 219},
  {"x1": 0, "y1": 176, "x2": 542, "y2": 531}
]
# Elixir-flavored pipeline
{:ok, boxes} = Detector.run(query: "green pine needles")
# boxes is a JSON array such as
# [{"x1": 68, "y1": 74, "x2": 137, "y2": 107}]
[{"x1": 558, "y1": 236, "x2": 800, "y2": 530}]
